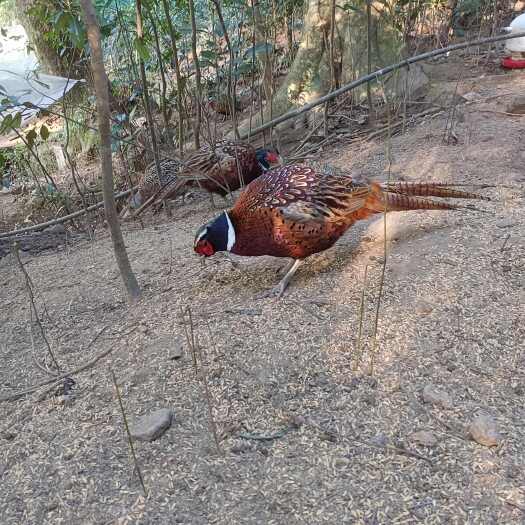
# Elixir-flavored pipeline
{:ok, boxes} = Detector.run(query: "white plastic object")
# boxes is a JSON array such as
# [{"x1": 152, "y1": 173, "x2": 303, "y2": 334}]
[{"x1": 505, "y1": 13, "x2": 525, "y2": 53}]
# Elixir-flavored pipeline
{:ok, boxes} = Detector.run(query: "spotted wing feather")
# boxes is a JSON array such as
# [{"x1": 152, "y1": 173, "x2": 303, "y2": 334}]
[{"x1": 234, "y1": 164, "x2": 371, "y2": 222}]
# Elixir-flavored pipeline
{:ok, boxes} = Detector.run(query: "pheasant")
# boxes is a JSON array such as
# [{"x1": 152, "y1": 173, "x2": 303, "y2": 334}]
[
  {"x1": 131, "y1": 140, "x2": 280, "y2": 216},
  {"x1": 194, "y1": 163, "x2": 492, "y2": 297},
  {"x1": 123, "y1": 158, "x2": 182, "y2": 215}
]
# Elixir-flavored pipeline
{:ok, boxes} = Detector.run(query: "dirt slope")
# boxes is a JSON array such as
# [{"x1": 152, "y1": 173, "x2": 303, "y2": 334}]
[{"x1": 0, "y1": 73, "x2": 524, "y2": 524}]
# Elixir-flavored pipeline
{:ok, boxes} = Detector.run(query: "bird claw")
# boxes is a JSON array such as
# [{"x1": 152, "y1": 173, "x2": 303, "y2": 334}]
[{"x1": 256, "y1": 283, "x2": 287, "y2": 300}]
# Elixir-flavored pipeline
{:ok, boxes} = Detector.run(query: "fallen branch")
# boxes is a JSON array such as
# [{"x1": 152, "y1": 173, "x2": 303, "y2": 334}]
[
  {"x1": 477, "y1": 109, "x2": 525, "y2": 117},
  {"x1": 12, "y1": 242, "x2": 61, "y2": 373},
  {"x1": 0, "y1": 187, "x2": 137, "y2": 239},
  {"x1": 111, "y1": 367, "x2": 148, "y2": 497}
]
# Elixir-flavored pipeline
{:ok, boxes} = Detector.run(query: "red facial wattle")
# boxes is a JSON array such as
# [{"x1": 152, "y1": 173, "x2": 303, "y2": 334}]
[
  {"x1": 195, "y1": 240, "x2": 215, "y2": 257},
  {"x1": 267, "y1": 152, "x2": 280, "y2": 164}
]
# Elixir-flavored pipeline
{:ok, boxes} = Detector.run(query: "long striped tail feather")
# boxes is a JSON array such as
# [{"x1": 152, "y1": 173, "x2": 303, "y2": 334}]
[
  {"x1": 380, "y1": 181, "x2": 492, "y2": 201},
  {"x1": 367, "y1": 182, "x2": 493, "y2": 214}
]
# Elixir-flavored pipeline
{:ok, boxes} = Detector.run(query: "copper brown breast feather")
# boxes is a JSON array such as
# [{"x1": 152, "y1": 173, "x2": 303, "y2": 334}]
[{"x1": 194, "y1": 163, "x2": 494, "y2": 297}]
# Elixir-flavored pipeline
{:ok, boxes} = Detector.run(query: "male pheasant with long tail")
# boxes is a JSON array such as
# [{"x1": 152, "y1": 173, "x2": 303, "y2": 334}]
[{"x1": 194, "y1": 164, "x2": 491, "y2": 297}]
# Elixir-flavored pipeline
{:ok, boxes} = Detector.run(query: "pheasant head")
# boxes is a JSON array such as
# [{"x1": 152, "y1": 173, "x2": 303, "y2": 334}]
[
  {"x1": 194, "y1": 211, "x2": 236, "y2": 257},
  {"x1": 255, "y1": 148, "x2": 281, "y2": 171}
]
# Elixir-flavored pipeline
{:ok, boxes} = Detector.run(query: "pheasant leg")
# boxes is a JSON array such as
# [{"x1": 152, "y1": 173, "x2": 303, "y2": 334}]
[
  {"x1": 276, "y1": 258, "x2": 296, "y2": 276},
  {"x1": 259, "y1": 259, "x2": 303, "y2": 298}
]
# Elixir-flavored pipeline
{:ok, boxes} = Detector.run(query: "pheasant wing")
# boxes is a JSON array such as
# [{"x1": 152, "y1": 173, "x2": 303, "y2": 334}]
[{"x1": 235, "y1": 164, "x2": 371, "y2": 223}]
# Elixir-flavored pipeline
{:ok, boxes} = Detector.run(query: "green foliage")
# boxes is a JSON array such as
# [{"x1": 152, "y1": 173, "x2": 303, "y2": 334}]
[
  {"x1": 22, "y1": 0, "x2": 87, "y2": 76},
  {"x1": 0, "y1": 0, "x2": 17, "y2": 25}
]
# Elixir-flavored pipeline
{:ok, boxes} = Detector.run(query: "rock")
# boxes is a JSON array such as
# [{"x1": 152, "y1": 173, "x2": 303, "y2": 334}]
[
  {"x1": 370, "y1": 433, "x2": 389, "y2": 447},
  {"x1": 415, "y1": 300, "x2": 434, "y2": 315},
  {"x1": 469, "y1": 414, "x2": 501, "y2": 447},
  {"x1": 149, "y1": 334, "x2": 183, "y2": 360},
  {"x1": 496, "y1": 219, "x2": 518, "y2": 229},
  {"x1": 461, "y1": 91, "x2": 483, "y2": 102},
  {"x1": 168, "y1": 344, "x2": 184, "y2": 360},
  {"x1": 422, "y1": 384, "x2": 453, "y2": 409},
  {"x1": 129, "y1": 369, "x2": 150, "y2": 386},
  {"x1": 290, "y1": 415, "x2": 306, "y2": 428},
  {"x1": 410, "y1": 430, "x2": 438, "y2": 447},
  {"x1": 130, "y1": 408, "x2": 174, "y2": 442},
  {"x1": 45, "y1": 223, "x2": 66, "y2": 234},
  {"x1": 506, "y1": 95, "x2": 525, "y2": 115}
]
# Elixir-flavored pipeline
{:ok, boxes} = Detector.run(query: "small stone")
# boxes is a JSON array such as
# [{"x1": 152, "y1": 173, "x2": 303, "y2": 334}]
[
  {"x1": 422, "y1": 384, "x2": 453, "y2": 409},
  {"x1": 129, "y1": 369, "x2": 150, "y2": 386},
  {"x1": 45, "y1": 501, "x2": 58, "y2": 512},
  {"x1": 496, "y1": 219, "x2": 518, "y2": 229},
  {"x1": 506, "y1": 95, "x2": 525, "y2": 114},
  {"x1": 415, "y1": 300, "x2": 434, "y2": 315},
  {"x1": 149, "y1": 334, "x2": 183, "y2": 359},
  {"x1": 130, "y1": 408, "x2": 174, "y2": 442},
  {"x1": 334, "y1": 457, "x2": 350, "y2": 468},
  {"x1": 45, "y1": 224, "x2": 66, "y2": 234},
  {"x1": 1, "y1": 431, "x2": 16, "y2": 441},
  {"x1": 169, "y1": 344, "x2": 184, "y2": 361},
  {"x1": 290, "y1": 415, "x2": 306, "y2": 428},
  {"x1": 469, "y1": 414, "x2": 501, "y2": 447},
  {"x1": 461, "y1": 91, "x2": 482, "y2": 102},
  {"x1": 410, "y1": 430, "x2": 438, "y2": 447},
  {"x1": 370, "y1": 433, "x2": 389, "y2": 447}
]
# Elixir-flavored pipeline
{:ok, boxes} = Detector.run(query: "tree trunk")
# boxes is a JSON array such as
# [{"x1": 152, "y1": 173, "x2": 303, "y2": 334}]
[
  {"x1": 80, "y1": 0, "x2": 141, "y2": 302},
  {"x1": 161, "y1": 0, "x2": 185, "y2": 156},
  {"x1": 235, "y1": 0, "x2": 428, "y2": 137},
  {"x1": 16, "y1": 0, "x2": 85, "y2": 77},
  {"x1": 188, "y1": 0, "x2": 202, "y2": 149},
  {"x1": 251, "y1": 0, "x2": 274, "y2": 104},
  {"x1": 236, "y1": 0, "x2": 329, "y2": 136}
]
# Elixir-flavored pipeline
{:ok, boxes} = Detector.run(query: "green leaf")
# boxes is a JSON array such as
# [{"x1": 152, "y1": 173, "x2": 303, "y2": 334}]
[
  {"x1": 0, "y1": 114, "x2": 12, "y2": 134},
  {"x1": 26, "y1": 129, "x2": 38, "y2": 149},
  {"x1": 55, "y1": 12, "x2": 73, "y2": 32},
  {"x1": 11, "y1": 112, "x2": 22, "y2": 129},
  {"x1": 40, "y1": 125, "x2": 50, "y2": 141},
  {"x1": 200, "y1": 49, "x2": 218, "y2": 61},
  {"x1": 134, "y1": 37, "x2": 151, "y2": 61}
]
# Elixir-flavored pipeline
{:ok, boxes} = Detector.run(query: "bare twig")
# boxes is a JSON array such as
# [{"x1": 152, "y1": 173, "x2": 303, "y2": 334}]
[
  {"x1": 353, "y1": 264, "x2": 369, "y2": 372},
  {"x1": 110, "y1": 368, "x2": 148, "y2": 497},
  {"x1": 0, "y1": 187, "x2": 137, "y2": 239},
  {"x1": 181, "y1": 306, "x2": 223, "y2": 455},
  {"x1": 194, "y1": 332, "x2": 223, "y2": 455},
  {"x1": 12, "y1": 242, "x2": 61, "y2": 373},
  {"x1": 356, "y1": 437, "x2": 433, "y2": 464},
  {"x1": 369, "y1": 82, "x2": 391, "y2": 376},
  {"x1": 477, "y1": 109, "x2": 525, "y2": 118},
  {"x1": 0, "y1": 325, "x2": 114, "y2": 402}
]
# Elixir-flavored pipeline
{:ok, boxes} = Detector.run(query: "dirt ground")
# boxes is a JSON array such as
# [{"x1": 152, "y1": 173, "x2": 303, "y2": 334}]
[{"x1": 1, "y1": 69, "x2": 524, "y2": 524}]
